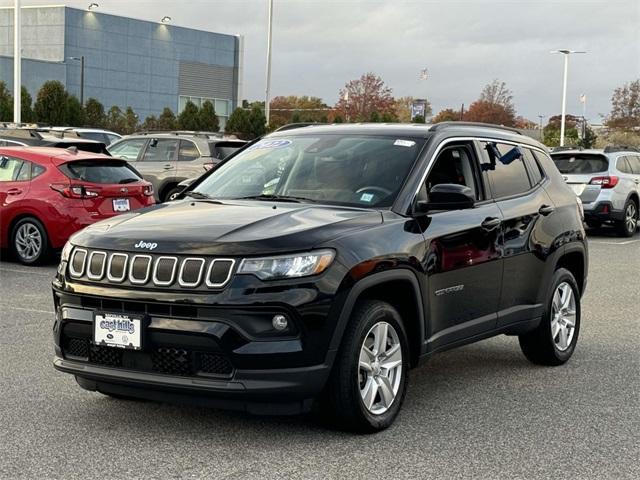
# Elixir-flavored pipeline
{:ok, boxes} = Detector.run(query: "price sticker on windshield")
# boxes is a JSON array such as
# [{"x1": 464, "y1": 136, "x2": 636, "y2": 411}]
[{"x1": 247, "y1": 139, "x2": 292, "y2": 151}]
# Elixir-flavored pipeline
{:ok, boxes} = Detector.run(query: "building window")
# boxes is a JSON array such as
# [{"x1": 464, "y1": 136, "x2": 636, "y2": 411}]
[{"x1": 178, "y1": 95, "x2": 231, "y2": 130}]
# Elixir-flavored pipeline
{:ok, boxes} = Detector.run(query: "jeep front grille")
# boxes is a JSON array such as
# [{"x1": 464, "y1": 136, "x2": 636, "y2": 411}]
[{"x1": 68, "y1": 248, "x2": 235, "y2": 291}]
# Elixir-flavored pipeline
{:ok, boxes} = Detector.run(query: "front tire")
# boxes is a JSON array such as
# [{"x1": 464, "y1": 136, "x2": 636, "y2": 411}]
[
  {"x1": 11, "y1": 217, "x2": 50, "y2": 265},
  {"x1": 617, "y1": 199, "x2": 638, "y2": 237},
  {"x1": 519, "y1": 268, "x2": 581, "y2": 365},
  {"x1": 325, "y1": 300, "x2": 409, "y2": 433}
]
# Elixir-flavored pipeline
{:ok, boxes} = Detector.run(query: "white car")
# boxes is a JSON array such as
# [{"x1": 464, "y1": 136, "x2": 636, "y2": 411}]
[{"x1": 40, "y1": 127, "x2": 122, "y2": 146}]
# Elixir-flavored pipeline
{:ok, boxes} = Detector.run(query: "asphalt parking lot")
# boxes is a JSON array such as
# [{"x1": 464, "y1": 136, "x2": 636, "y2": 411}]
[{"x1": 0, "y1": 229, "x2": 638, "y2": 480}]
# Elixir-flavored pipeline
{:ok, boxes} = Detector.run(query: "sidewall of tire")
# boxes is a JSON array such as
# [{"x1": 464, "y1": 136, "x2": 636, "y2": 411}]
[
  {"x1": 11, "y1": 217, "x2": 50, "y2": 265},
  {"x1": 618, "y1": 199, "x2": 638, "y2": 237}
]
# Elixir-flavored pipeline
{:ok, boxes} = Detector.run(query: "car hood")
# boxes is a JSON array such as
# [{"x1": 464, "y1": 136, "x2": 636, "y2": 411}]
[{"x1": 71, "y1": 200, "x2": 382, "y2": 256}]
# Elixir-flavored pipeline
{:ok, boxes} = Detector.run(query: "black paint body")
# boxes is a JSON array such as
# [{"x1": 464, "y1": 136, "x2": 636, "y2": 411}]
[{"x1": 52, "y1": 123, "x2": 588, "y2": 414}]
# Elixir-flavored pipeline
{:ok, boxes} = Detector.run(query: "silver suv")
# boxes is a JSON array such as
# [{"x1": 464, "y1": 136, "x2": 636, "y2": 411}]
[
  {"x1": 551, "y1": 147, "x2": 640, "y2": 237},
  {"x1": 107, "y1": 132, "x2": 245, "y2": 202}
]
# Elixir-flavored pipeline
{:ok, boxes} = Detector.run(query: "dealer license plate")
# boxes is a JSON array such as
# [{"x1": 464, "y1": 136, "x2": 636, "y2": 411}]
[
  {"x1": 112, "y1": 198, "x2": 131, "y2": 212},
  {"x1": 94, "y1": 312, "x2": 143, "y2": 350}
]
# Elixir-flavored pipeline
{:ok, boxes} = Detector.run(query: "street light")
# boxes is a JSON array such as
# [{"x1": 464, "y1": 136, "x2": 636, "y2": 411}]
[
  {"x1": 264, "y1": 0, "x2": 274, "y2": 124},
  {"x1": 13, "y1": 0, "x2": 21, "y2": 123},
  {"x1": 87, "y1": 3, "x2": 99, "y2": 10},
  {"x1": 161, "y1": 16, "x2": 171, "y2": 24},
  {"x1": 68, "y1": 56, "x2": 85, "y2": 106},
  {"x1": 550, "y1": 49, "x2": 586, "y2": 146}
]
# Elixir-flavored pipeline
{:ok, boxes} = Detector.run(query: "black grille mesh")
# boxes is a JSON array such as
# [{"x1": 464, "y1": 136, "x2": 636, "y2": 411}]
[
  {"x1": 89, "y1": 344, "x2": 123, "y2": 367},
  {"x1": 199, "y1": 353, "x2": 233, "y2": 375},
  {"x1": 65, "y1": 337, "x2": 89, "y2": 357},
  {"x1": 152, "y1": 348, "x2": 192, "y2": 376}
]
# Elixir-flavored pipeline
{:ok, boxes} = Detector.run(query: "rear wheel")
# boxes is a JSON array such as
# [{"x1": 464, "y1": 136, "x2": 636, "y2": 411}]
[
  {"x1": 163, "y1": 186, "x2": 182, "y2": 202},
  {"x1": 617, "y1": 199, "x2": 638, "y2": 237},
  {"x1": 325, "y1": 300, "x2": 409, "y2": 432},
  {"x1": 519, "y1": 268, "x2": 580, "y2": 365},
  {"x1": 11, "y1": 217, "x2": 50, "y2": 265}
]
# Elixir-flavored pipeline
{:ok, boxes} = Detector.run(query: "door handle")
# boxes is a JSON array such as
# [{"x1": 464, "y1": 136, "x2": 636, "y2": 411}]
[
  {"x1": 538, "y1": 204, "x2": 555, "y2": 216},
  {"x1": 481, "y1": 217, "x2": 501, "y2": 230},
  {"x1": 163, "y1": 164, "x2": 173, "y2": 170},
  {"x1": 7, "y1": 188, "x2": 22, "y2": 195}
]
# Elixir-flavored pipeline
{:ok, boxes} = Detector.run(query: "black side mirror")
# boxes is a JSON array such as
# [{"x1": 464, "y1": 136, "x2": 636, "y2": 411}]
[
  {"x1": 413, "y1": 183, "x2": 475, "y2": 215},
  {"x1": 150, "y1": 138, "x2": 158, "y2": 148}
]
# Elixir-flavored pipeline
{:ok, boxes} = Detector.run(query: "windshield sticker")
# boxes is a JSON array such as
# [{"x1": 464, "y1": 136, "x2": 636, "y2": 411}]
[
  {"x1": 247, "y1": 139, "x2": 292, "y2": 151},
  {"x1": 360, "y1": 193, "x2": 374, "y2": 202},
  {"x1": 394, "y1": 139, "x2": 416, "y2": 147}
]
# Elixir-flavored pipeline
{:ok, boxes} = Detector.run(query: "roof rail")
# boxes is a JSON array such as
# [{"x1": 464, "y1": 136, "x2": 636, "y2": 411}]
[
  {"x1": 132, "y1": 130, "x2": 224, "y2": 138},
  {"x1": 603, "y1": 145, "x2": 640, "y2": 153},
  {"x1": 274, "y1": 122, "x2": 326, "y2": 132},
  {"x1": 429, "y1": 121, "x2": 523, "y2": 135}
]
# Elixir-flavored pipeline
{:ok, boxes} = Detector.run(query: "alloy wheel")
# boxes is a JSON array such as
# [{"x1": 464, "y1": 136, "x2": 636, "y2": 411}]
[
  {"x1": 550, "y1": 282, "x2": 576, "y2": 352},
  {"x1": 358, "y1": 321, "x2": 403, "y2": 415},
  {"x1": 14, "y1": 223, "x2": 42, "y2": 261},
  {"x1": 625, "y1": 202, "x2": 637, "y2": 235}
]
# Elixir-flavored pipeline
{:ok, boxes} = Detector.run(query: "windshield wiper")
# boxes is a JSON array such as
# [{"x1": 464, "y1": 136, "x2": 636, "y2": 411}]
[
  {"x1": 184, "y1": 191, "x2": 212, "y2": 199},
  {"x1": 235, "y1": 194, "x2": 318, "y2": 203}
]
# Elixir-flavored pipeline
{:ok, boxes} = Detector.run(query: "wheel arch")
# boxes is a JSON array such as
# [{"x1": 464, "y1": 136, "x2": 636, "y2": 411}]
[
  {"x1": 555, "y1": 244, "x2": 587, "y2": 296},
  {"x1": 328, "y1": 269, "x2": 425, "y2": 368}
]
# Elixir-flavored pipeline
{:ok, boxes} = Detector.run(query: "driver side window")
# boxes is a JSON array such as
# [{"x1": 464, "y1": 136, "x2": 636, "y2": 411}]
[{"x1": 420, "y1": 143, "x2": 482, "y2": 202}]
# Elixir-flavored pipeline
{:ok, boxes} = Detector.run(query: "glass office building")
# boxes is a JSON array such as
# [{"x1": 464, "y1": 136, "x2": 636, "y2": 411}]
[{"x1": 0, "y1": 6, "x2": 243, "y2": 127}]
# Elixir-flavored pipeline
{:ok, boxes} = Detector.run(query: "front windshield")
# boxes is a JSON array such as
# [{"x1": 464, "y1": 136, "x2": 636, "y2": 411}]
[{"x1": 193, "y1": 134, "x2": 425, "y2": 208}]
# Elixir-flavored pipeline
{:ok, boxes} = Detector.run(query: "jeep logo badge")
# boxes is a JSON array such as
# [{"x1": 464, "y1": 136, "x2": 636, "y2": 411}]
[{"x1": 134, "y1": 241, "x2": 158, "y2": 250}]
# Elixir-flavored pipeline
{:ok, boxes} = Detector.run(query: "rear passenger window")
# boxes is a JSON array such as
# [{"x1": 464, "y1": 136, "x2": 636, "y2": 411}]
[
  {"x1": 625, "y1": 155, "x2": 640, "y2": 174},
  {"x1": 482, "y1": 142, "x2": 532, "y2": 198},
  {"x1": 523, "y1": 149, "x2": 544, "y2": 185},
  {"x1": 15, "y1": 161, "x2": 31, "y2": 181},
  {"x1": 0, "y1": 156, "x2": 27, "y2": 182},
  {"x1": 616, "y1": 157, "x2": 632, "y2": 174}
]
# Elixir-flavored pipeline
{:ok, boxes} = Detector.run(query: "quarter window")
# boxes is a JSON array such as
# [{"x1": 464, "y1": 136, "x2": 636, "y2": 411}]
[
  {"x1": 523, "y1": 149, "x2": 544, "y2": 185},
  {"x1": 616, "y1": 157, "x2": 633, "y2": 174},
  {"x1": 31, "y1": 164, "x2": 46, "y2": 179},
  {"x1": 627, "y1": 155, "x2": 640, "y2": 174},
  {"x1": 483, "y1": 142, "x2": 532, "y2": 198},
  {"x1": 178, "y1": 140, "x2": 200, "y2": 161}
]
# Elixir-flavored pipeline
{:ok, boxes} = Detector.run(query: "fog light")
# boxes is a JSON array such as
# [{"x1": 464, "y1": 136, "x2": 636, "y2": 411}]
[{"x1": 272, "y1": 314, "x2": 288, "y2": 331}]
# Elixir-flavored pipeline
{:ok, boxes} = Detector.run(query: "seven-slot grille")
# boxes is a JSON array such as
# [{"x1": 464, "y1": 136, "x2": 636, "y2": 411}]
[{"x1": 69, "y1": 248, "x2": 235, "y2": 290}]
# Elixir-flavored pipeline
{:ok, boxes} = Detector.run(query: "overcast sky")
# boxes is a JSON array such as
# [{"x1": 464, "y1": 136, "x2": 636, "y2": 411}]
[{"x1": 3, "y1": 0, "x2": 639, "y2": 121}]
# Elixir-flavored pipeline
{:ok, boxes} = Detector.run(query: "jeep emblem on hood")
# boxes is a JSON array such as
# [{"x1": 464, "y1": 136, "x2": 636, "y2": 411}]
[{"x1": 134, "y1": 241, "x2": 158, "y2": 250}]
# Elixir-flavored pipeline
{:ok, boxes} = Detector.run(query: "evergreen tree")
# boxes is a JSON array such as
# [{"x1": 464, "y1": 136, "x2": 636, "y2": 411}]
[
  {"x1": 225, "y1": 107, "x2": 251, "y2": 139},
  {"x1": 247, "y1": 105, "x2": 266, "y2": 138},
  {"x1": 157, "y1": 107, "x2": 177, "y2": 130},
  {"x1": 124, "y1": 106, "x2": 139, "y2": 134},
  {"x1": 141, "y1": 115, "x2": 159, "y2": 131},
  {"x1": 34, "y1": 80, "x2": 69, "y2": 125},
  {"x1": 0, "y1": 81, "x2": 12, "y2": 122},
  {"x1": 177, "y1": 101, "x2": 200, "y2": 130},
  {"x1": 198, "y1": 100, "x2": 220, "y2": 132},
  {"x1": 105, "y1": 106, "x2": 126, "y2": 134},
  {"x1": 84, "y1": 98, "x2": 105, "y2": 128},
  {"x1": 21, "y1": 87, "x2": 34, "y2": 123},
  {"x1": 66, "y1": 95, "x2": 85, "y2": 126}
]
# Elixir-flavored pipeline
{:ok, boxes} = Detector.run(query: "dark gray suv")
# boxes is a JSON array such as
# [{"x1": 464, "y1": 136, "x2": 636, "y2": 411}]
[{"x1": 108, "y1": 132, "x2": 245, "y2": 202}]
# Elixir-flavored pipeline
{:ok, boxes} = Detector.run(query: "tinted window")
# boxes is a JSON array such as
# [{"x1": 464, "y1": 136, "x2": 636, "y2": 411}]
[
  {"x1": 425, "y1": 145, "x2": 481, "y2": 200},
  {"x1": 210, "y1": 141, "x2": 246, "y2": 159},
  {"x1": 142, "y1": 139, "x2": 178, "y2": 162},
  {"x1": 178, "y1": 140, "x2": 200, "y2": 161},
  {"x1": 80, "y1": 132, "x2": 107, "y2": 143},
  {"x1": 194, "y1": 135, "x2": 425, "y2": 207},
  {"x1": 551, "y1": 154, "x2": 609, "y2": 174},
  {"x1": 0, "y1": 156, "x2": 26, "y2": 181},
  {"x1": 483, "y1": 142, "x2": 532, "y2": 198},
  {"x1": 106, "y1": 134, "x2": 120, "y2": 145},
  {"x1": 616, "y1": 157, "x2": 632, "y2": 174},
  {"x1": 523, "y1": 149, "x2": 544, "y2": 185},
  {"x1": 627, "y1": 155, "x2": 640, "y2": 174},
  {"x1": 59, "y1": 160, "x2": 142, "y2": 184},
  {"x1": 108, "y1": 139, "x2": 147, "y2": 161},
  {"x1": 32, "y1": 164, "x2": 46, "y2": 179}
]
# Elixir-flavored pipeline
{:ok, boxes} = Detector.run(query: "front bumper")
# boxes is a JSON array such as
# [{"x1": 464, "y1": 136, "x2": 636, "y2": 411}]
[{"x1": 53, "y1": 356, "x2": 331, "y2": 414}]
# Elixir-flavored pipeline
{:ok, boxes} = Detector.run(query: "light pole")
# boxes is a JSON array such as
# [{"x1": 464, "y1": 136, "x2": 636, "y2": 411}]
[
  {"x1": 550, "y1": 49, "x2": 586, "y2": 146},
  {"x1": 264, "y1": 0, "x2": 274, "y2": 124},
  {"x1": 68, "y1": 56, "x2": 85, "y2": 106},
  {"x1": 537, "y1": 115, "x2": 545, "y2": 131},
  {"x1": 13, "y1": 0, "x2": 21, "y2": 124}
]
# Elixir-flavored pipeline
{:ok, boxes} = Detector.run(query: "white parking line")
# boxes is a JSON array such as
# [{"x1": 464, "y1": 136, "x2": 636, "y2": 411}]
[
  {"x1": 0, "y1": 267, "x2": 54, "y2": 276},
  {"x1": 589, "y1": 239, "x2": 640, "y2": 245},
  {"x1": 0, "y1": 305, "x2": 54, "y2": 315}
]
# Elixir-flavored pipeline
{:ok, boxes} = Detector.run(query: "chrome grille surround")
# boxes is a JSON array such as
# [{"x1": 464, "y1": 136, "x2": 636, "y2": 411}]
[
  {"x1": 86, "y1": 251, "x2": 107, "y2": 280},
  {"x1": 67, "y1": 248, "x2": 235, "y2": 290}
]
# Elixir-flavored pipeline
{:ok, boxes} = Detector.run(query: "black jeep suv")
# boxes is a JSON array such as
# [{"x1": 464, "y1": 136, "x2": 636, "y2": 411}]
[{"x1": 53, "y1": 122, "x2": 588, "y2": 432}]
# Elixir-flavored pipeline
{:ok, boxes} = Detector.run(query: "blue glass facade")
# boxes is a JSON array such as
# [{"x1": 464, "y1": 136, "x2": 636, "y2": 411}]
[{"x1": 0, "y1": 6, "x2": 241, "y2": 122}]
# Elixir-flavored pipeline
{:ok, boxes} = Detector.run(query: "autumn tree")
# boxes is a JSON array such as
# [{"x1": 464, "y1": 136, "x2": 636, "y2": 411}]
[
  {"x1": 335, "y1": 73, "x2": 395, "y2": 122},
  {"x1": 432, "y1": 108, "x2": 461, "y2": 123},
  {"x1": 514, "y1": 117, "x2": 537, "y2": 129},
  {"x1": 84, "y1": 98, "x2": 105, "y2": 127},
  {"x1": 606, "y1": 79, "x2": 640, "y2": 130},
  {"x1": 269, "y1": 95, "x2": 328, "y2": 127},
  {"x1": 34, "y1": 80, "x2": 69, "y2": 125},
  {"x1": 464, "y1": 80, "x2": 516, "y2": 126},
  {"x1": 542, "y1": 114, "x2": 580, "y2": 147}
]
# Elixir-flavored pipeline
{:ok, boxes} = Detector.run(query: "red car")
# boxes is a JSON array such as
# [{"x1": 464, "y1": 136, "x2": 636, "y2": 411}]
[{"x1": 0, "y1": 147, "x2": 154, "y2": 265}]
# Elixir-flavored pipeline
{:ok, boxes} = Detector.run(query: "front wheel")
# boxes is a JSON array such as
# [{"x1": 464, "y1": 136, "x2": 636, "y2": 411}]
[
  {"x1": 519, "y1": 268, "x2": 581, "y2": 365},
  {"x1": 325, "y1": 300, "x2": 409, "y2": 433}
]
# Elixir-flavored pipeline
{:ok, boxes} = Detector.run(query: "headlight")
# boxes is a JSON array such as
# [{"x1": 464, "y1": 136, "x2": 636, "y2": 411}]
[
  {"x1": 238, "y1": 250, "x2": 335, "y2": 280},
  {"x1": 60, "y1": 241, "x2": 73, "y2": 263}
]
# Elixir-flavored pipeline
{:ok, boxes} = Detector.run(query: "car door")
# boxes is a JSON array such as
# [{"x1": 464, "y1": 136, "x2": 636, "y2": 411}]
[
  {"x1": 480, "y1": 141, "x2": 556, "y2": 328},
  {"x1": 0, "y1": 156, "x2": 31, "y2": 245},
  {"x1": 137, "y1": 138, "x2": 179, "y2": 200},
  {"x1": 624, "y1": 155, "x2": 640, "y2": 196},
  {"x1": 420, "y1": 141, "x2": 503, "y2": 350},
  {"x1": 176, "y1": 139, "x2": 205, "y2": 182}
]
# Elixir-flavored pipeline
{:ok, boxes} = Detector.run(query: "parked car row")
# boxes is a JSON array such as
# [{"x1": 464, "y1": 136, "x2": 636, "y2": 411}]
[{"x1": 550, "y1": 146, "x2": 640, "y2": 237}]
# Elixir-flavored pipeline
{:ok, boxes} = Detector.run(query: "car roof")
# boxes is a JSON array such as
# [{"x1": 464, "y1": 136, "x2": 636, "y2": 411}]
[
  {"x1": 47, "y1": 127, "x2": 121, "y2": 135},
  {"x1": 0, "y1": 146, "x2": 114, "y2": 165},
  {"x1": 266, "y1": 122, "x2": 545, "y2": 149},
  {"x1": 550, "y1": 149, "x2": 611, "y2": 156}
]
